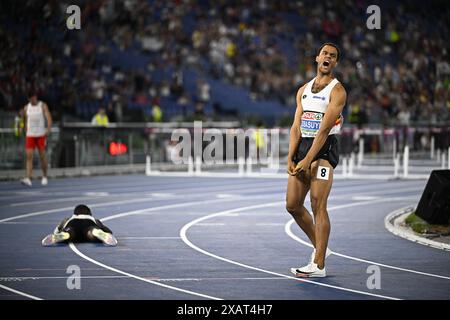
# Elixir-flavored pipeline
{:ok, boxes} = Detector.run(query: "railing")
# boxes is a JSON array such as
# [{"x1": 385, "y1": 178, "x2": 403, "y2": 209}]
[
  {"x1": 0, "y1": 127, "x2": 59, "y2": 170},
  {"x1": 1, "y1": 122, "x2": 449, "y2": 173}
]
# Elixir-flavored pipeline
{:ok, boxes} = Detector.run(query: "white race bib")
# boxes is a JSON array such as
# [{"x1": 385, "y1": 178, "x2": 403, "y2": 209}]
[{"x1": 316, "y1": 166, "x2": 330, "y2": 180}]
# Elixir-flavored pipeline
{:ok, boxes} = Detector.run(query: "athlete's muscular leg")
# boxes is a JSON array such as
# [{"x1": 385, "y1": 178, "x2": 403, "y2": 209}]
[
  {"x1": 38, "y1": 149, "x2": 48, "y2": 177},
  {"x1": 309, "y1": 159, "x2": 334, "y2": 269},
  {"x1": 286, "y1": 174, "x2": 316, "y2": 247},
  {"x1": 25, "y1": 149, "x2": 34, "y2": 178}
]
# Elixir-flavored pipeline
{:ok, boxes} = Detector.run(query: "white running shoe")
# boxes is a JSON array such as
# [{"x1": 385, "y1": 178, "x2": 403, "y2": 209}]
[
  {"x1": 41, "y1": 177, "x2": 48, "y2": 186},
  {"x1": 92, "y1": 228, "x2": 118, "y2": 246},
  {"x1": 310, "y1": 247, "x2": 333, "y2": 264},
  {"x1": 41, "y1": 231, "x2": 70, "y2": 246},
  {"x1": 21, "y1": 177, "x2": 32, "y2": 187},
  {"x1": 290, "y1": 247, "x2": 332, "y2": 276},
  {"x1": 291, "y1": 263, "x2": 326, "y2": 278}
]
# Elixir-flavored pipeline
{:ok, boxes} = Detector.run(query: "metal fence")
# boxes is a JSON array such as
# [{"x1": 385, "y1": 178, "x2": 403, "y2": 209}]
[{"x1": 1, "y1": 122, "x2": 449, "y2": 172}]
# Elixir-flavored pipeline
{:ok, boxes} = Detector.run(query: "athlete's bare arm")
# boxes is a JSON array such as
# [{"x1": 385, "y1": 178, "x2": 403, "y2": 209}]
[
  {"x1": 293, "y1": 83, "x2": 346, "y2": 174},
  {"x1": 287, "y1": 84, "x2": 306, "y2": 175},
  {"x1": 55, "y1": 217, "x2": 69, "y2": 233},
  {"x1": 43, "y1": 103, "x2": 53, "y2": 136}
]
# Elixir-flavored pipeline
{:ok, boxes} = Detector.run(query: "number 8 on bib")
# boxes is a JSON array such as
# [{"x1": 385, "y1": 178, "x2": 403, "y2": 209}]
[{"x1": 317, "y1": 166, "x2": 330, "y2": 181}]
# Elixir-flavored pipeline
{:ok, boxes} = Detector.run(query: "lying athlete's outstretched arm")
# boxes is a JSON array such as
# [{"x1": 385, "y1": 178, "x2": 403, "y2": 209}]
[{"x1": 54, "y1": 217, "x2": 69, "y2": 233}]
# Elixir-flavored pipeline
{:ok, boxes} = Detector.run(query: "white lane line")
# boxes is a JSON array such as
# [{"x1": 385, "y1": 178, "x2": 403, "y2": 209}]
[
  {"x1": 0, "y1": 222, "x2": 54, "y2": 225},
  {"x1": 0, "y1": 180, "x2": 415, "y2": 209},
  {"x1": 0, "y1": 276, "x2": 288, "y2": 281},
  {"x1": 0, "y1": 182, "x2": 279, "y2": 204},
  {"x1": 84, "y1": 192, "x2": 110, "y2": 197},
  {"x1": 285, "y1": 223, "x2": 450, "y2": 280},
  {"x1": 332, "y1": 186, "x2": 423, "y2": 198},
  {"x1": 68, "y1": 196, "x2": 297, "y2": 300},
  {"x1": 0, "y1": 284, "x2": 42, "y2": 300},
  {"x1": 69, "y1": 243, "x2": 220, "y2": 300},
  {"x1": 118, "y1": 237, "x2": 181, "y2": 240},
  {"x1": 100, "y1": 197, "x2": 236, "y2": 222},
  {"x1": 15, "y1": 268, "x2": 104, "y2": 271},
  {"x1": 70, "y1": 197, "x2": 247, "y2": 300},
  {"x1": 155, "y1": 276, "x2": 289, "y2": 281},
  {"x1": 1, "y1": 180, "x2": 255, "y2": 206},
  {"x1": 147, "y1": 193, "x2": 174, "y2": 198},
  {"x1": 0, "y1": 179, "x2": 424, "y2": 300},
  {"x1": 180, "y1": 199, "x2": 404, "y2": 300},
  {"x1": 0, "y1": 195, "x2": 193, "y2": 223},
  {"x1": 216, "y1": 194, "x2": 240, "y2": 199},
  {"x1": 0, "y1": 197, "x2": 240, "y2": 300},
  {"x1": 0, "y1": 276, "x2": 129, "y2": 281},
  {"x1": 0, "y1": 191, "x2": 44, "y2": 197},
  {"x1": 351, "y1": 196, "x2": 379, "y2": 201},
  {"x1": 0, "y1": 183, "x2": 421, "y2": 224},
  {"x1": 9, "y1": 196, "x2": 102, "y2": 207},
  {"x1": 2, "y1": 179, "x2": 419, "y2": 208},
  {"x1": 0, "y1": 180, "x2": 284, "y2": 212}
]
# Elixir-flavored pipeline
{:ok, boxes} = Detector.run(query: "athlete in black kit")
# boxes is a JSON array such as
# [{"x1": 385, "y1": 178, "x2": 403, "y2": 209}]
[
  {"x1": 42, "y1": 204, "x2": 117, "y2": 246},
  {"x1": 286, "y1": 43, "x2": 347, "y2": 277}
]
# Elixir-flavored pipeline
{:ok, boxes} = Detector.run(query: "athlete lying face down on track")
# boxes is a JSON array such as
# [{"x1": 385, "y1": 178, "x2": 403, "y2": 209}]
[{"x1": 42, "y1": 204, "x2": 117, "y2": 246}]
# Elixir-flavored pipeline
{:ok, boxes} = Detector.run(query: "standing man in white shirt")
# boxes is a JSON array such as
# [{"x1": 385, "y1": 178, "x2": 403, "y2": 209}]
[
  {"x1": 287, "y1": 43, "x2": 347, "y2": 277},
  {"x1": 20, "y1": 91, "x2": 53, "y2": 186}
]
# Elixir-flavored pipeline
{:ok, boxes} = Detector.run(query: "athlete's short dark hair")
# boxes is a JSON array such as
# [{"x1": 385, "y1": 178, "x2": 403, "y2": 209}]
[
  {"x1": 74, "y1": 204, "x2": 92, "y2": 216},
  {"x1": 317, "y1": 43, "x2": 340, "y2": 61}
]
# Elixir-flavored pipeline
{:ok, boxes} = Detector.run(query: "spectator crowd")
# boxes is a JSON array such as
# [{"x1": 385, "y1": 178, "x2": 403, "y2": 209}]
[{"x1": 0, "y1": 0, "x2": 449, "y2": 126}]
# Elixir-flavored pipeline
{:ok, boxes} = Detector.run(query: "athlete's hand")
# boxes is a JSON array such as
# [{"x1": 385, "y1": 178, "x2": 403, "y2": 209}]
[
  {"x1": 293, "y1": 158, "x2": 312, "y2": 176},
  {"x1": 45, "y1": 128, "x2": 51, "y2": 136},
  {"x1": 287, "y1": 159, "x2": 296, "y2": 175}
]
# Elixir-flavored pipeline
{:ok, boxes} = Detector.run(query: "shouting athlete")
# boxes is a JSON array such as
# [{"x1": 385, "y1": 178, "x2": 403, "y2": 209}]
[{"x1": 287, "y1": 43, "x2": 347, "y2": 277}]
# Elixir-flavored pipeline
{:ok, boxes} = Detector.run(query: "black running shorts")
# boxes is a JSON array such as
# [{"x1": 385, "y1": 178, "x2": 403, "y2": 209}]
[
  {"x1": 63, "y1": 219, "x2": 100, "y2": 243},
  {"x1": 293, "y1": 134, "x2": 339, "y2": 169}
]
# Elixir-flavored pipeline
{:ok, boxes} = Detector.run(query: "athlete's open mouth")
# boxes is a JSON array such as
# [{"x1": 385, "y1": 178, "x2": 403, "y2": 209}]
[{"x1": 323, "y1": 61, "x2": 330, "y2": 67}]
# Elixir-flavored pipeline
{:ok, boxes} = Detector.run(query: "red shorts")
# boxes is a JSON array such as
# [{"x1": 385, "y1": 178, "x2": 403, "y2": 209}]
[{"x1": 25, "y1": 136, "x2": 47, "y2": 150}]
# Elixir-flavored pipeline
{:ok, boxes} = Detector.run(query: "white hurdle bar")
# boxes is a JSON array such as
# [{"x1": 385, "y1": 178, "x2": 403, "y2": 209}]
[
  {"x1": 145, "y1": 155, "x2": 151, "y2": 176},
  {"x1": 238, "y1": 157, "x2": 245, "y2": 176},
  {"x1": 349, "y1": 153, "x2": 355, "y2": 177},
  {"x1": 430, "y1": 136, "x2": 435, "y2": 159},
  {"x1": 342, "y1": 156, "x2": 348, "y2": 178},
  {"x1": 357, "y1": 138, "x2": 364, "y2": 168},
  {"x1": 246, "y1": 157, "x2": 253, "y2": 175},
  {"x1": 442, "y1": 150, "x2": 447, "y2": 169},
  {"x1": 188, "y1": 156, "x2": 194, "y2": 175},
  {"x1": 403, "y1": 145, "x2": 409, "y2": 178},
  {"x1": 393, "y1": 153, "x2": 400, "y2": 178}
]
